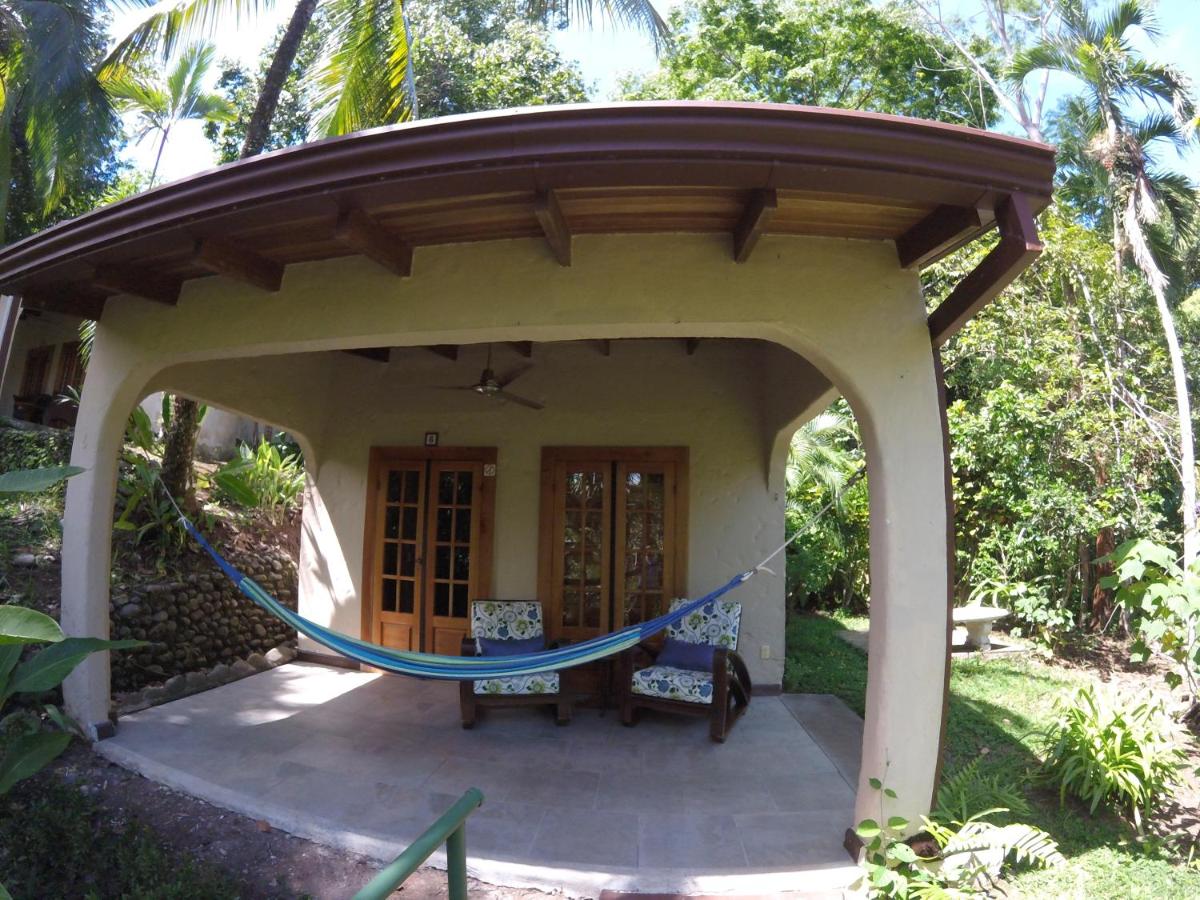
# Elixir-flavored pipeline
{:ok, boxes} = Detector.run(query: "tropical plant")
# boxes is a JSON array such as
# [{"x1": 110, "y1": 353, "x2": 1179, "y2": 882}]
[
  {"x1": 620, "y1": 0, "x2": 994, "y2": 127},
  {"x1": 1010, "y1": 0, "x2": 1199, "y2": 569},
  {"x1": 932, "y1": 758, "x2": 1031, "y2": 826},
  {"x1": 214, "y1": 436, "x2": 306, "y2": 523},
  {"x1": 1040, "y1": 682, "x2": 1186, "y2": 831},
  {"x1": 1102, "y1": 537, "x2": 1200, "y2": 722},
  {"x1": 0, "y1": 0, "x2": 118, "y2": 241},
  {"x1": 969, "y1": 574, "x2": 1070, "y2": 644},
  {"x1": 106, "y1": 42, "x2": 234, "y2": 185},
  {"x1": 854, "y1": 775, "x2": 1061, "y2": 897}
]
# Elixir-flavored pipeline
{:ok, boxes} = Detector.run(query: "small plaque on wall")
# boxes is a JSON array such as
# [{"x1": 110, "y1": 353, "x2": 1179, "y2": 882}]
[
  {"x1": 483, "y1": 463, "x2": 497, "y2": 477},
  {"x1": 424, "y1": 432, "x2": 439, "y2": 447}
]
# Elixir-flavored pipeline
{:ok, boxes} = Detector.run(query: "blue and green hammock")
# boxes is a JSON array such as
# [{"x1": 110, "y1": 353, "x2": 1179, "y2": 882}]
[{"x1": 173, "y1": 467, "x2": 859, "y2": 681}]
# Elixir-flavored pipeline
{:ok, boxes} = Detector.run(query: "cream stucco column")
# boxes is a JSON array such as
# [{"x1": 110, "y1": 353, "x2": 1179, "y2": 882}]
[
  {"x1": 841, "y1": 338, "x2": 950, "y2": 830},
  {"x1": 61, "y1": 327, "x2": 157, "y2": 735}
]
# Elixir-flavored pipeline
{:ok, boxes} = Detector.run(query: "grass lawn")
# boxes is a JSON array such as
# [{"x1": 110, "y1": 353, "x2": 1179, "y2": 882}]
[{"x1": 785, "y1": 612, "x2": 1200, "y2": 900}]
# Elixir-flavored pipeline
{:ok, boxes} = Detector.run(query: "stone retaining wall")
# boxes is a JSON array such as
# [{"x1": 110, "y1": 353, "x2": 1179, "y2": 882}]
[{"x1": 110, "y1": 547, "x2": 298, "y2": 692}]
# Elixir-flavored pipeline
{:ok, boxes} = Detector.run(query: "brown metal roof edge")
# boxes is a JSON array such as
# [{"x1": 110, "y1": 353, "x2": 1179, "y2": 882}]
[{"x1": 0, "y1": 102, "x2": 1055, "y2": 293}]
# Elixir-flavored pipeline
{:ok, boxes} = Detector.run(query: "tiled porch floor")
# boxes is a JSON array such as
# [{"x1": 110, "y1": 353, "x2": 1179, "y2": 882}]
[{"x1": 97, "y1": 663, "x2": 864, "y2": 897}]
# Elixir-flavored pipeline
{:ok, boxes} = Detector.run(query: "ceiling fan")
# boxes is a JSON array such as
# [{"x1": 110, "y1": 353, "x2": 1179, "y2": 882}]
[{"x1": 440, "y1": 345, "x2": 543, "y2": 410}]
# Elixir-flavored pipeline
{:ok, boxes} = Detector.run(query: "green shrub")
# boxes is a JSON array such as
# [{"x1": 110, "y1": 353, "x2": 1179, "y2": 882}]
[
  {"x1": 1041, "y1": 683, "x2": 1186, "y2": 830},
  {"x1": 214, "y1": 436, "x2": 305, "y2": 523},
  {"x1": 0, "y1": 777, "x2": 241, "y2": 899},
  {"x1": 0, "y1": 427, "x2": 72, "y2": 475},
  {"x1": 933, "y1": 758, "x2": 1031, "y2": 826}
]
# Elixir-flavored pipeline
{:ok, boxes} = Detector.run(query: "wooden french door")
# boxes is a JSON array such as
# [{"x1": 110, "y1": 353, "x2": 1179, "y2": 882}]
[
  {"x1": 539, "y1": 448, "x2": 688, "y2": 643},
  {"x1": 364, "y1": 449, "x2": 496, "y2": 654}
]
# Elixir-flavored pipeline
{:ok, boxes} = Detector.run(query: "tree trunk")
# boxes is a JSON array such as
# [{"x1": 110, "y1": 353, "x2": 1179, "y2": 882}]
[
  {"x1": 1090, "y1": 526, "x2": 1116, "y2": 631},
  {"x1": 159, "y1": 0, "x2": 321, "y2": 513},
  {"x1": 1150, "y1": 280, "x2": 1199, "y2": 567},
  {"x1": 239, "y1": 0, "x2": 320, "y2": 159},
  {"x1": 160, "y1": 395, "x2": 201, "y2": 512}
]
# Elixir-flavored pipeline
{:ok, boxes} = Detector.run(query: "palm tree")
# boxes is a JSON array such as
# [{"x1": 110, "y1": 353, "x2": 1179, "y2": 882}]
[
  {"x1": 108, "y1": 43, "x2": 234, "y2": 186},
  {"x1": 1012, "y1": 0, "x2": 1199, "y2": 566},
  {"x1": 131, "y1": 0, "x2": 667, "y2": 508},
  {"x1": 109, "y1": 1, "x2": 667, "y2": 157},
  {"x1": 786, "y1": 405, "x2": 858, "y2": 507},
  {"x1": 0, "y1": 0, "x2": 113, "y2": 241}
]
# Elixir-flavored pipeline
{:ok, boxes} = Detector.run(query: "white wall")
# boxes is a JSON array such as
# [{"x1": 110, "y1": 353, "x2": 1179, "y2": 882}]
[{"x1": 0, "y1": 310, "x2": 81, "y2": 416}]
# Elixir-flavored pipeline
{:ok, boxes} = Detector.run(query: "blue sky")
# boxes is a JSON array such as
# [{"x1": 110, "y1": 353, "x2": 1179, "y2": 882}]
[{"x1": 114, "y1": 0, "x2": 1200, "y2": 184}]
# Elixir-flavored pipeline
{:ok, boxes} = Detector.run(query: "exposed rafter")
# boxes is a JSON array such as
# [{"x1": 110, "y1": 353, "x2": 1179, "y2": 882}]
[
  {"x1": 685, "y1": 338, "x2": 701, "y2": 355},
  {"x1": 593, "y1": 339, "x2": 611, "y2": 357},
  {"x1": 22, "y1": 287, "x2": 108, "y2": 320},
  {"x1": 92, "y1": 264, "x2": 181, "y2": 305},
  {"x1": 927, "y1": 194, "x2": 1041, "y2": 348},
  {"x1": 509, "y1": 341, "x2": 533, "y2": 358},
  {"x1": 334, "y1": 208, "x2": 413, "y2": 277},
  {"x1": 427, "y1": 344, "x2": 459, "y2": 361},
  {"x1": 193, "y1": 237, "x2": 283, "y2": 292},
  {"x1": 895, "y1": 205, "x2": 984, "y2": 270},
  {"x1": 732, "y1": 189, "x2": 778, "y2": 263},
  {"x1": 343, "y1": 347, "x2": 390, "y2": 363},
  {"x1": 534, "y1": 190, "x2": 572, "y2": 267}
]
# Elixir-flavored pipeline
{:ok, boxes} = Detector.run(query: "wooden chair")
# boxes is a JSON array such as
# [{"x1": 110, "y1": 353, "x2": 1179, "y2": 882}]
[
  {"x1": 618, "y1": 597, "x2": 752, "y2": 742},
  {"x1": 459, "y1": 600, "x2": 572, "y2": 728}
]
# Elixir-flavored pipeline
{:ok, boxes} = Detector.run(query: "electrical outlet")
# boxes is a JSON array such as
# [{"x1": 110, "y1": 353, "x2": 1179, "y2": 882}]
[{"x1": 760, "y1": 644, "x2": 771, "y2": 660}]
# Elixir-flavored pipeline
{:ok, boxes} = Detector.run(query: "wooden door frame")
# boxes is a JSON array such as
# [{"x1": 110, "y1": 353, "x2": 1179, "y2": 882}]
[
  {"x1": 361, "y1": 446, "x2": 497, "y2": 645},
  {"x1": 537, "y1": 446, "x2": 689, "y2": 641}
]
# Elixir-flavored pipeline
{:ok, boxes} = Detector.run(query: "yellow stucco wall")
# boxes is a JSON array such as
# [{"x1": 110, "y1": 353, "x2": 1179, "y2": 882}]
[{"x1": 60, "y1": 232, "x2": 951, "y2": 827}]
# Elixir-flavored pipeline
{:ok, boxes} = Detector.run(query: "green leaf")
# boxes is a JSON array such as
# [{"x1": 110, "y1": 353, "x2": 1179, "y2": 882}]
[
  {"x1": 0, "y1": 876, "x2": 12, "y2": 899},
  {"x1": 0, "y1": 466, "x2": 84, "y2": 494},
  {"x1": 869, "y1": 777, "x2": 883, "y2": 789},
  {"x1": 214, "y1": 470, "x2": 259, "y2": 507},
  {"x1": 856, "y1": 818, "x2": 881, "y2": 838},
  {"x1": 888, "y1": 842, "x2": 918, "y2": 863},
  {"x1": 6, "y1": 638, "x2": 145, "y2": 698},
  {"x1": 887, "y1": 815, "x2": 910, "y2": 830},
  {"x1": 0, "y1": 607, "x2": 64, "y2": 645},
  {"x1": 884, "y1": 788, "x2": 897, "y2": 798},
  {"x1": 0, "y1": 730, "x2": 72, "y2": 794}
]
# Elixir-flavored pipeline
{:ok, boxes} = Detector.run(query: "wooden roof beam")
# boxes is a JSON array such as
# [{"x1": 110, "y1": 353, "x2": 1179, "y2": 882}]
[
  {"x1": 193, "y1": 237, "x2": 283, "y2": 292},
  {"x1": 534, "y1": 190, "x2": 571, "y2": 266},
  {"x1": 22, "y1": 288, "x2": 108, "y2": 320},
  {"x1": 509, "y1": 341, "x2": 533, "y2": 358},
  {"x1": 732, "y1": 189, "x2": 778, "y2": 263},
  {"x1": 427, "y1": 344, "x2": 458, "y2": 361},
  {"x1": 895, "y1": 204, "x2": 984, "y2": 270},
  {"x1": 928, "y1": 194, "x2": 1042, "y2": 348},
  {"x1": 92, "y1": 264, "x2": 181, "y2": 305},
  {"x1": 685, "y1": 338, "x2": 701, "y2": 355},
  {"x1": 593, "y1": 339, "x2": 611, "y2": 357},
  {"x1": 343, "y1": 347, "x2": 390, "y2": 363},
  {"x1": 334, "y1": 208, "x2": 413, "y2": 277}
]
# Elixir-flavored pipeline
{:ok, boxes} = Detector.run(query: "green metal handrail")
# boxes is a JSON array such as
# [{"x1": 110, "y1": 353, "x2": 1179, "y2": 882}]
[{"x1": 353, "y1": 787, "x2": 484, "y2": 900}]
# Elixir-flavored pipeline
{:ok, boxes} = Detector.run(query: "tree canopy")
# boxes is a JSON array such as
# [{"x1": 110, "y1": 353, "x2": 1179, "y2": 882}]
[{"x1": 619, "y1": 0, "x2": 994, "y2": 127}]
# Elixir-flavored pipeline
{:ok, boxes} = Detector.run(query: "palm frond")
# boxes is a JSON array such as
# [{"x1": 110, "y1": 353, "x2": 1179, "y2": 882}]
[
  {"x1": 1100, "y1": 0, "x2": 1155, "y2": 43},
  {"x1": 103, "y1": 0, "x2": 270, "y2": 71},
  {"x1": 521, "y1": 1, "x2": 668, "y2": 50}
]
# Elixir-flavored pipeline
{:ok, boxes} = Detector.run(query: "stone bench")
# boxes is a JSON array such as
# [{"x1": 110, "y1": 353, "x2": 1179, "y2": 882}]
[{"x1": 953, "y1": 605, "x2": 1009, "y2": 650}]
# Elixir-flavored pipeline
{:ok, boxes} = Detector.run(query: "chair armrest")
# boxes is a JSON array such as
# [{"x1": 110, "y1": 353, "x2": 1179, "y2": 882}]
[
  {"x1": 727, "y1": 649, "x2": 753, "y2": 696},
  {"x1": 460, "y1": 637, "x2": 478, "y2": 657}
]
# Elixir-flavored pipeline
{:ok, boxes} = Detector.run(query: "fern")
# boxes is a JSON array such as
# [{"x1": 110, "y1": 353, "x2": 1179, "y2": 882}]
[{"x1": 934, "y1": 759, "x2": 1031, "y2": 825}]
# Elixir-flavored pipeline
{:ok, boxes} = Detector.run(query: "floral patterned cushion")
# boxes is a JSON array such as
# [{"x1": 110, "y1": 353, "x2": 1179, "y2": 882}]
[
  {"x1": 666, "y1": 597, "x2": 741, "y2": 649},
  {"x1": 471, "y1": 600, "x2": 545, "y2": 644},
  {"x1": 631, "y1": 665, "x2": 714, "y2": 704},
  {"x1": 473, "y1": 672, "x2": 560, "y2": 696}
]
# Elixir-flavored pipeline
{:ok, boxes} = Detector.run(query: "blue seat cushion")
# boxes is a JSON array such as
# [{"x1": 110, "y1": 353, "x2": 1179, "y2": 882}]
[
  {"x1": 655, "y1": 637, "x2": 715, "y2": 672},
  {"x1": 477, "y1": 635, "x2": 544, "y2": 657}
]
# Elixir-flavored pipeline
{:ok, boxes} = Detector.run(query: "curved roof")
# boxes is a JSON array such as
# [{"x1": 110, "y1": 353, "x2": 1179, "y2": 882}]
[{"x1": 0, "y1": 102, "x2": 1055, "y2": 317}]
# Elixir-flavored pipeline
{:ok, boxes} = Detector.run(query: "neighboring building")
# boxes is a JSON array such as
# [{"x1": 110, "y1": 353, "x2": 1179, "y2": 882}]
[
  {"x1": 0, "y1": 307, "x2": 85, "y2": 427},
  {"x1": 0, "y1": 304, "x2": 261, "y2": 457},
  {"x1": 0, "y1": 103, "x2": 1054, "y2": 864}
]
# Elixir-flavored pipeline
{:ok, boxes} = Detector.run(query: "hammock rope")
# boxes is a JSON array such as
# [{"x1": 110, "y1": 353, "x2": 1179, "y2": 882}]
[{"x1": 165, "y1": 466, "x2": 862, "y2": 681}]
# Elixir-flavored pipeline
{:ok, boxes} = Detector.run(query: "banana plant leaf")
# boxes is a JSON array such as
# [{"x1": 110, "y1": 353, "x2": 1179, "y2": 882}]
[
  {"x1": 0, "y1": 465, "x2": 84, "y2": 493},
  {"x1": 0, "y1": 730, "x2": 72, "y2": 794},
  {"x1": 0, "y1": 607, "x2": 64, "y2": 645},
  {"x1": 3, "y1": 637, "x2": 146, "y2": 701}
]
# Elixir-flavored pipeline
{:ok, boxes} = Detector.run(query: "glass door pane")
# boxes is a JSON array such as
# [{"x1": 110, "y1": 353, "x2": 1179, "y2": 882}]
[
  {"x1": 376, "y1": 463, "x2": 424, "y2": 650},
  {"x1": 423, "y1": 462, "x2": 481, "y2": 655},
  {"x1": 552, "y1": 462, "x2": 611, "y2": 639},
  {"x1": 615, "y1": 463, "x2": 674, "y2": 626}
]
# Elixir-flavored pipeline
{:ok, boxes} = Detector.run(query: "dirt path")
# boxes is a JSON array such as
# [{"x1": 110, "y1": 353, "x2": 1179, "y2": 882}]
[{"x1": 51, "y1": 745, "x2": 558, "y2": 900}]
